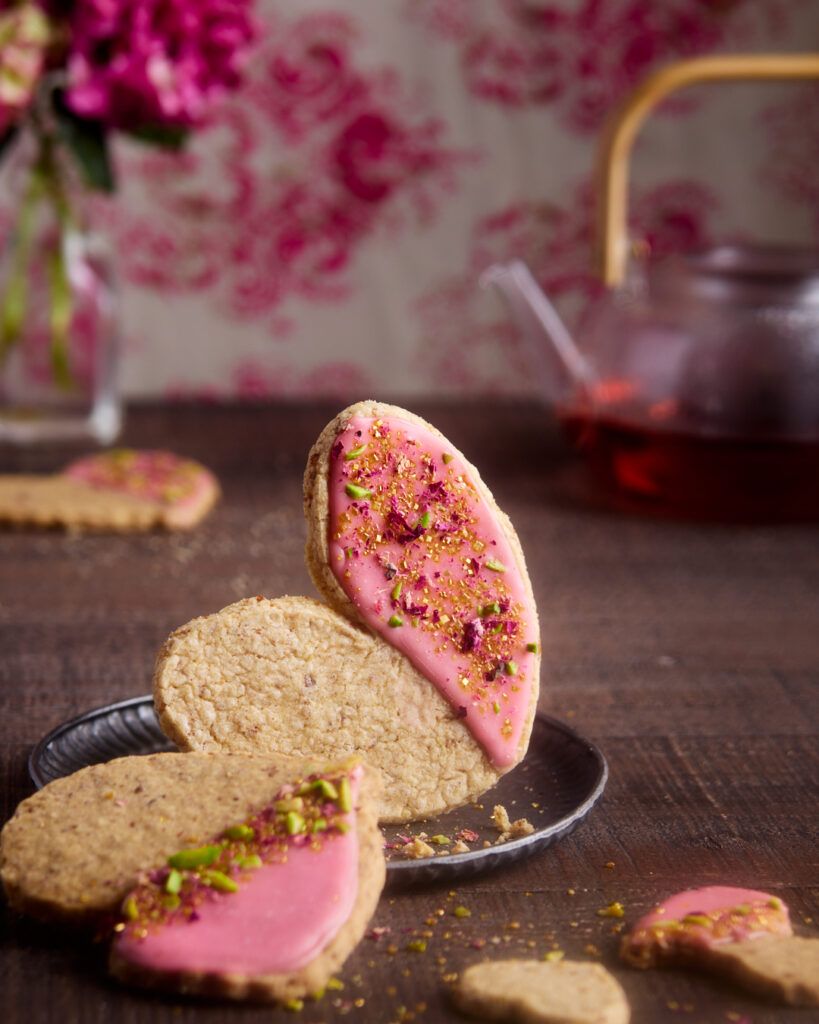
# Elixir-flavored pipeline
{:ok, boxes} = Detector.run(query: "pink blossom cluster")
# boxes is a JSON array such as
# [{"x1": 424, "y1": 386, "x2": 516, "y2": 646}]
[{"x1": 62, "y1": 0, "x2": 256, "y2": 130}]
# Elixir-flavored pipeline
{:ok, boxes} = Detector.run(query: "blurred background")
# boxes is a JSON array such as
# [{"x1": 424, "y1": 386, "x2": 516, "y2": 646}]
[{"x1": 11, "y1": 0, "x2": 819, "y2": 404}]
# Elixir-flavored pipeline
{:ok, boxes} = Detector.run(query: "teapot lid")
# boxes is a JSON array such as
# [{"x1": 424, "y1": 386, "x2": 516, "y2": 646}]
[{"x1": 652, "y1": 244, "x2": 819, "y2": 307}]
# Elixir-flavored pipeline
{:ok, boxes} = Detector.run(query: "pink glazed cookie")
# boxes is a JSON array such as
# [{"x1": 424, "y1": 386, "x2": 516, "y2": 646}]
[
  {"x1": 110, "y1": 761, "x2": 384, "y2": 1002},
  {"x1": 1, "y1": 753, "x2": 383, "y2": 1002},
  {"x1": 621, "y1": 886, "x2": 819, "y2": 1006},
  {"x1": 0, "y1": 449, "x2": 219, "y2": 530},
  {"x1": 303, "y1": 400, "x2": 541, "y2": 815}
]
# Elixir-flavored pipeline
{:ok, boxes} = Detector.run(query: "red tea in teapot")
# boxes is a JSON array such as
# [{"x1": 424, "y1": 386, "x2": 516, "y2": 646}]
[{"x1": 560, "y1": 407, "x2": 819, "y2": 523}]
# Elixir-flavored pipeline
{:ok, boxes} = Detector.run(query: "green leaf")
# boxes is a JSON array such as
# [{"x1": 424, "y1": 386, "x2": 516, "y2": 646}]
[
  {"x1": 51, "y1": 92, "x2": 115, "y2": 194},
  {"x1": 127, "y1": 123, "x2": 189, "y2": 150},
  {"x1": 0, "y1": 125, "x2": 19, "y2": 163}
]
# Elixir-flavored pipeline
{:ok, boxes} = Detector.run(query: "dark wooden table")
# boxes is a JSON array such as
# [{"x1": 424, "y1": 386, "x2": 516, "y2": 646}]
[{"x1": 1, "y1": 402, "x2": 817, "y2": 1024}]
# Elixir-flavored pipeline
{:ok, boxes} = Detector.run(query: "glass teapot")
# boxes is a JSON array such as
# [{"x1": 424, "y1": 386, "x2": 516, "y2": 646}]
[{"x1": 484, "y1": 54, "x2": 819, "y2": 521}]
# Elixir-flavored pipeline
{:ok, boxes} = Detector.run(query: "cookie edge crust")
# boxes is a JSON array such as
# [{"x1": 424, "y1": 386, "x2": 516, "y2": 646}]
[{"x1": 107, "y1": 764, "x2": 385, "y2": 1003}]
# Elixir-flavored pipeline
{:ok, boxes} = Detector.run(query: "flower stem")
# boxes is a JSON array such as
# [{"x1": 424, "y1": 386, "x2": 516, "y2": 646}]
[
  {"x1": 0, "y1": 161, "x2": 45, "y2": 362},
  {"x1": 0, "y1": 98, "x2": 79, "y2": 390},
  {"x1": 46, "y1": 237, "x2": 73, "y2": 389},
  {"x1": 38, "y1": 110, "x2": 77, "y2": 390}
]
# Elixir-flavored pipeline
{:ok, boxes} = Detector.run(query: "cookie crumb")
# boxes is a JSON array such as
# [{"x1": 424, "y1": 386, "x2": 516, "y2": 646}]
[
  {"x1": 403, "y1": 837, "x2": 435, "y2": 859},
  {"x1": 492, "y1": 803, "x2": 535, "y2": 839}
]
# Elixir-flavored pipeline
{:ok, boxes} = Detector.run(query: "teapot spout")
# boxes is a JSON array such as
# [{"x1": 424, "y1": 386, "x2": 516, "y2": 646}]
[{"x1": 481, "y1": 260, "x2": 592, "y2": 408}]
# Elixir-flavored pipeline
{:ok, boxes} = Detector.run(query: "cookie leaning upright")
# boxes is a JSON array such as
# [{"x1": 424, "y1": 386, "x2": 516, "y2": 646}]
[
  {"x1": 304, "y1": 400, "x2": 541, "y2": 797},
  {"x1": 153, "y1": 401, "x2": 541, "y2": 822}
]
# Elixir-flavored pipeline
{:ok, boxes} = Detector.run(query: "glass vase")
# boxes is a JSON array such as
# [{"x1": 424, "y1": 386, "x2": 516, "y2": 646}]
[{"x1": 0, "y1": 120, "x2": 121, "y2": 445}]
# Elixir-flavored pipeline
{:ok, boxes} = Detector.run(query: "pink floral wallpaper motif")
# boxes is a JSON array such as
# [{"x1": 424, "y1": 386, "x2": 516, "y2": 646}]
[
  {"x1": 113, "y1": 15, "x2": 472, "y2": 312},
  {"x1": 404, "y1": 0, "x2": 808, "y2": 127},
  {"x1": 760, "y1": 83, "x2": 819, "y2": 236},
  {"x1": 39, "y1": 1, "x2": 819, "y2": 398}
]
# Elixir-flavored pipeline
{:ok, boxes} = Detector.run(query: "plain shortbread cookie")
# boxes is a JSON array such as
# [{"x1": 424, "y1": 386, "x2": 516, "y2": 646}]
[
  {"x1": 452, "y1": 959, "x2": 631, "y2": 1024},
  {"x1": 153, "y1": 595, "x2": 508, "y2": 822}
]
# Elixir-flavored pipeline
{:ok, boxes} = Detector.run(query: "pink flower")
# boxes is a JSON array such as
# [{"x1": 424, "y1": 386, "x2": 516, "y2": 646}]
[
  {"x1": 63, "y1": 0, "x2": 256, "y2": 131},
  {"x1": 0, "y1": 3, "x2": 50, "y2": 134}
]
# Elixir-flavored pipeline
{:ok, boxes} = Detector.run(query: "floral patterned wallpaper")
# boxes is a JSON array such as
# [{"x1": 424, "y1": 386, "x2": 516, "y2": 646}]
[{"x1": 101, "y1": 0, "x2": 819, "y2": 400}]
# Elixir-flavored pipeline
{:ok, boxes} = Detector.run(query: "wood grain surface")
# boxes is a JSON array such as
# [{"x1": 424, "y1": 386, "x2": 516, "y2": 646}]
[{"x1": 1, "y1": 401, "x2": 817, "y2": 1024}]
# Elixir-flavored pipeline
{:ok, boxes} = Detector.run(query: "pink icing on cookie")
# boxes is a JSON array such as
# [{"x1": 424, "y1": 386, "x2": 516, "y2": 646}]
[
  {"x1": 113, "y1": 768, "x2": 361, "y2": 977},
  {"x1": 328, "y1": 415, "x2": 538, "y2": 768},
  {"x1": 64, "y1": 449, "x2": 215, "y2": 511},
  {"x1": 622, "y1": 886, "x2": 792, "y2": 967}
]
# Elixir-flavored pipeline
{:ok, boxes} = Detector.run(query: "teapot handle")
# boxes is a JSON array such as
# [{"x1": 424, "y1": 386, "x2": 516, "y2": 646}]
[{"x1": 596, "y1": 53, "x2": 819, "y2": 287}]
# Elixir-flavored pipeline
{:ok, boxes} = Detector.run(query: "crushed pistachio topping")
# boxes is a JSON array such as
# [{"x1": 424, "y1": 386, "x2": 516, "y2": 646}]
[
  {"x1": 681, "y1": 913, "x2": 710, "y2": 926},
  {"x1": 114, "y1": 768, "x2": 357, "y2": 941},
  {"x1": 331, "y1": 419, "x2": 539, "y2": 727},
  {"x1": 345, "y1": 483, "x2": 372, "y2": 501}
]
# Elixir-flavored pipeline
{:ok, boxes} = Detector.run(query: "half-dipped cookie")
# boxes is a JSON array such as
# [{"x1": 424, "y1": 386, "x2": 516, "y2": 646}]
[
  {"x1": 1, "y1": 753, "x2": 384, "y2": 1003},
  {"x1": 0, "y1": 449, "x2": 219, "y2": 530},
  {"x1": 154, "y1": 401, "x2": 541, "y2": 822},
  {"x1": 109, "y1": 759, "x2": 384, "y2": 1002},
  {"x1": 304, "y1": 401, "x2": 541, "y2": 775},
  {"x1": 621, "y1": 886, "x2": 819, "y2": 1006}
]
